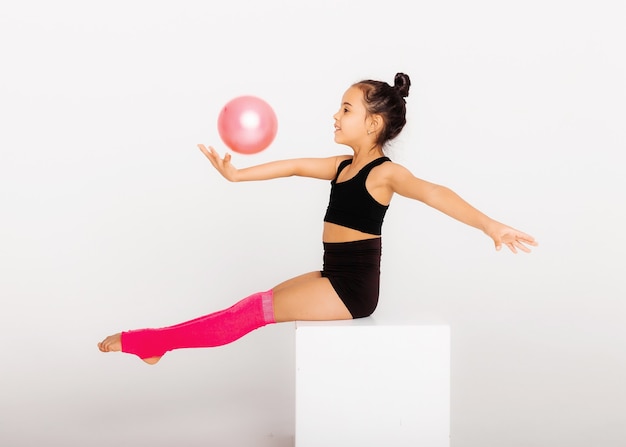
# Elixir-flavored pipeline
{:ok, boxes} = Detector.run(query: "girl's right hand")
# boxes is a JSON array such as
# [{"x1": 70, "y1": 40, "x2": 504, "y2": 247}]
[{"x1": 197, "y1": 144, "x2": 239, "y2": 182}]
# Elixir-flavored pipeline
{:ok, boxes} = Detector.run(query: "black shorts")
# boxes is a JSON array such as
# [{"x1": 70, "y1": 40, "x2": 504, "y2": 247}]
[{"x1": 320, "y1": 238, "x2": 382, "y2": 318}]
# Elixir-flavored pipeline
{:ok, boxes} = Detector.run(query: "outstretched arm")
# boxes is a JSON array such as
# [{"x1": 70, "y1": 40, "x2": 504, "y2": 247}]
[
  {"x1": 388, "y1": 164, "x2": 538, "y2": 253},
  {"x1": 198, "y1": 144, "x2": 347, "y2": 182}
]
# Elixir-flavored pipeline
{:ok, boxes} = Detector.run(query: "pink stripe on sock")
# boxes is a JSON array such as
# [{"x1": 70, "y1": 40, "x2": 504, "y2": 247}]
[{"x1": 261, "y1": 289, "x2": 276, "y2": 323}]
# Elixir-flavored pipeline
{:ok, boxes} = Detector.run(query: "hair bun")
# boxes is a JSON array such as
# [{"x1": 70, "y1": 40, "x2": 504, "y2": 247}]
[{"x1": 393, "y1": 72, "x2": 411, "y2": 98}]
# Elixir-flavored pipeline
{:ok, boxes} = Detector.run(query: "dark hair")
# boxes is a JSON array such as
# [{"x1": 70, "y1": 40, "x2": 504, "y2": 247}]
[{"x1": 353, "y1": 72, "x2": 411, "y2": 148}]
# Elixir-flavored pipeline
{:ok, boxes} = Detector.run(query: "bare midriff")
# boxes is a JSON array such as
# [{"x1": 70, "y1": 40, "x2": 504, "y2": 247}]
[{"x1": 322, "y1": 222, "x2": 381, "y2": 243}]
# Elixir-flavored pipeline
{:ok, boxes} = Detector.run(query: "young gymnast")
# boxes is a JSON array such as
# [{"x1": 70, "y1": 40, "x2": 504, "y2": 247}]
[{"x1": 98, "y1": 72, "x2": 537, "y2": 365}]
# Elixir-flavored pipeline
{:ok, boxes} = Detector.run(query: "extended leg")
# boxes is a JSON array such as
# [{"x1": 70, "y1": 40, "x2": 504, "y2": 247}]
[{"x1": 97, "y1": 272, "x2": 352, "y2": 364}]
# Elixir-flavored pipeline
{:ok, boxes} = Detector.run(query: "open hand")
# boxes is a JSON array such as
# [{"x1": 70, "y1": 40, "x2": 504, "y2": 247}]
[
  {"x1": 197, "y1": 144, "x2": 238, "y2": 181},
  {"x1": 486, "y1": 221, "x2": 538, "y2": 254}
]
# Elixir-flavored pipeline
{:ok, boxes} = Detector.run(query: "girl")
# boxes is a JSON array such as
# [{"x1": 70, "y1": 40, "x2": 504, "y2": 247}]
[{"x1": 98, "y1": 73, "x2": 537, "y2": 364}]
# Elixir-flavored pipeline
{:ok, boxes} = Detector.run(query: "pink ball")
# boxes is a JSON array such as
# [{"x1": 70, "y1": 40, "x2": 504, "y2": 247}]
[{"x1": 217, "y1": 95, "x2": 278, "y2": 155}]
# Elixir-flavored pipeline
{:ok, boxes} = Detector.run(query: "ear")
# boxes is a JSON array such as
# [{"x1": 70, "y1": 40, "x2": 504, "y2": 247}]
[{"x1": 368, "y1": 114, "x2": 383, "y2": 133}]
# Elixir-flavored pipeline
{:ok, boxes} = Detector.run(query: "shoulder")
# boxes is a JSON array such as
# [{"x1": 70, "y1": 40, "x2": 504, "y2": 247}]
[
  {"x1": 334, "y1": 154, "x2": 353, "y2": 169},
  {"x1": 373, "y1": 159, "x2": 412, "y2": 181}
]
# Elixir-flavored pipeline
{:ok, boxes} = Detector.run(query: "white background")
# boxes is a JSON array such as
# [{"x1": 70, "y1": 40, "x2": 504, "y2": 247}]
[{"x1": 1, "y1": 1, "x2": 624, "y2": 446}]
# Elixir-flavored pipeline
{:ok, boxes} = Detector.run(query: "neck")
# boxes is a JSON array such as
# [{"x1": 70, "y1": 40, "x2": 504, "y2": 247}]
[{"x1": 351, "y1": 146, "x2": 384, "y2": 162}]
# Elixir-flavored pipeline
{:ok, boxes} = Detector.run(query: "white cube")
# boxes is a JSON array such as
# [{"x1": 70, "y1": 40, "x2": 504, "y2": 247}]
[{"x1": 295, "y1": 318, "x2": 450, "y2": 447}]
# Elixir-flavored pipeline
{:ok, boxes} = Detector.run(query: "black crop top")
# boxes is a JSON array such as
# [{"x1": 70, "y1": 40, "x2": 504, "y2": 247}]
[{"x1": 323, "y1": 157, "x2": 391, "y2": 235}]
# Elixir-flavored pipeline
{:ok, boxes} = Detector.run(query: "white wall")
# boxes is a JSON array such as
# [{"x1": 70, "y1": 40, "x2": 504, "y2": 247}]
[{"x1": 1, "y1": 1, "x2": 624, "y2": 446}]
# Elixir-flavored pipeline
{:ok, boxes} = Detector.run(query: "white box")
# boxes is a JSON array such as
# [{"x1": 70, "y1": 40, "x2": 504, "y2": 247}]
[{"x1": 295, "y1": 318, "x2": 450, "y2": 447}]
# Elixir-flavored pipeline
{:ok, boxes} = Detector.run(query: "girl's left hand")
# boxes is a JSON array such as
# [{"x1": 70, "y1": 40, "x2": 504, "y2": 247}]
[{"x1": 486, "y1": 221, "x2": 538, "y2": 254}]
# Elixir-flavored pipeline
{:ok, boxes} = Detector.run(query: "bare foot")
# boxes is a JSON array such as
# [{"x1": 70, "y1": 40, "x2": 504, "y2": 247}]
[
  {"x1": 98, "y1": 333, "x2": 122, "y2": 352},
  {"x1": 97, "y1": 333, "x2": 162, "y2": 365}
]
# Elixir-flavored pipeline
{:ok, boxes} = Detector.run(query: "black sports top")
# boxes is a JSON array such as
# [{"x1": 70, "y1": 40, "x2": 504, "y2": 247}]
[{"x1": 323, "y1": 157, "x2": 391, "y2": 235}]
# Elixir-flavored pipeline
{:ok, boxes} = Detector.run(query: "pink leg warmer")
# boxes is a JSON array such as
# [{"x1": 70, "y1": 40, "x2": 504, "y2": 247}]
[{"x1": 121, "y1": 290, "x2": 275, "y2": 359}]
